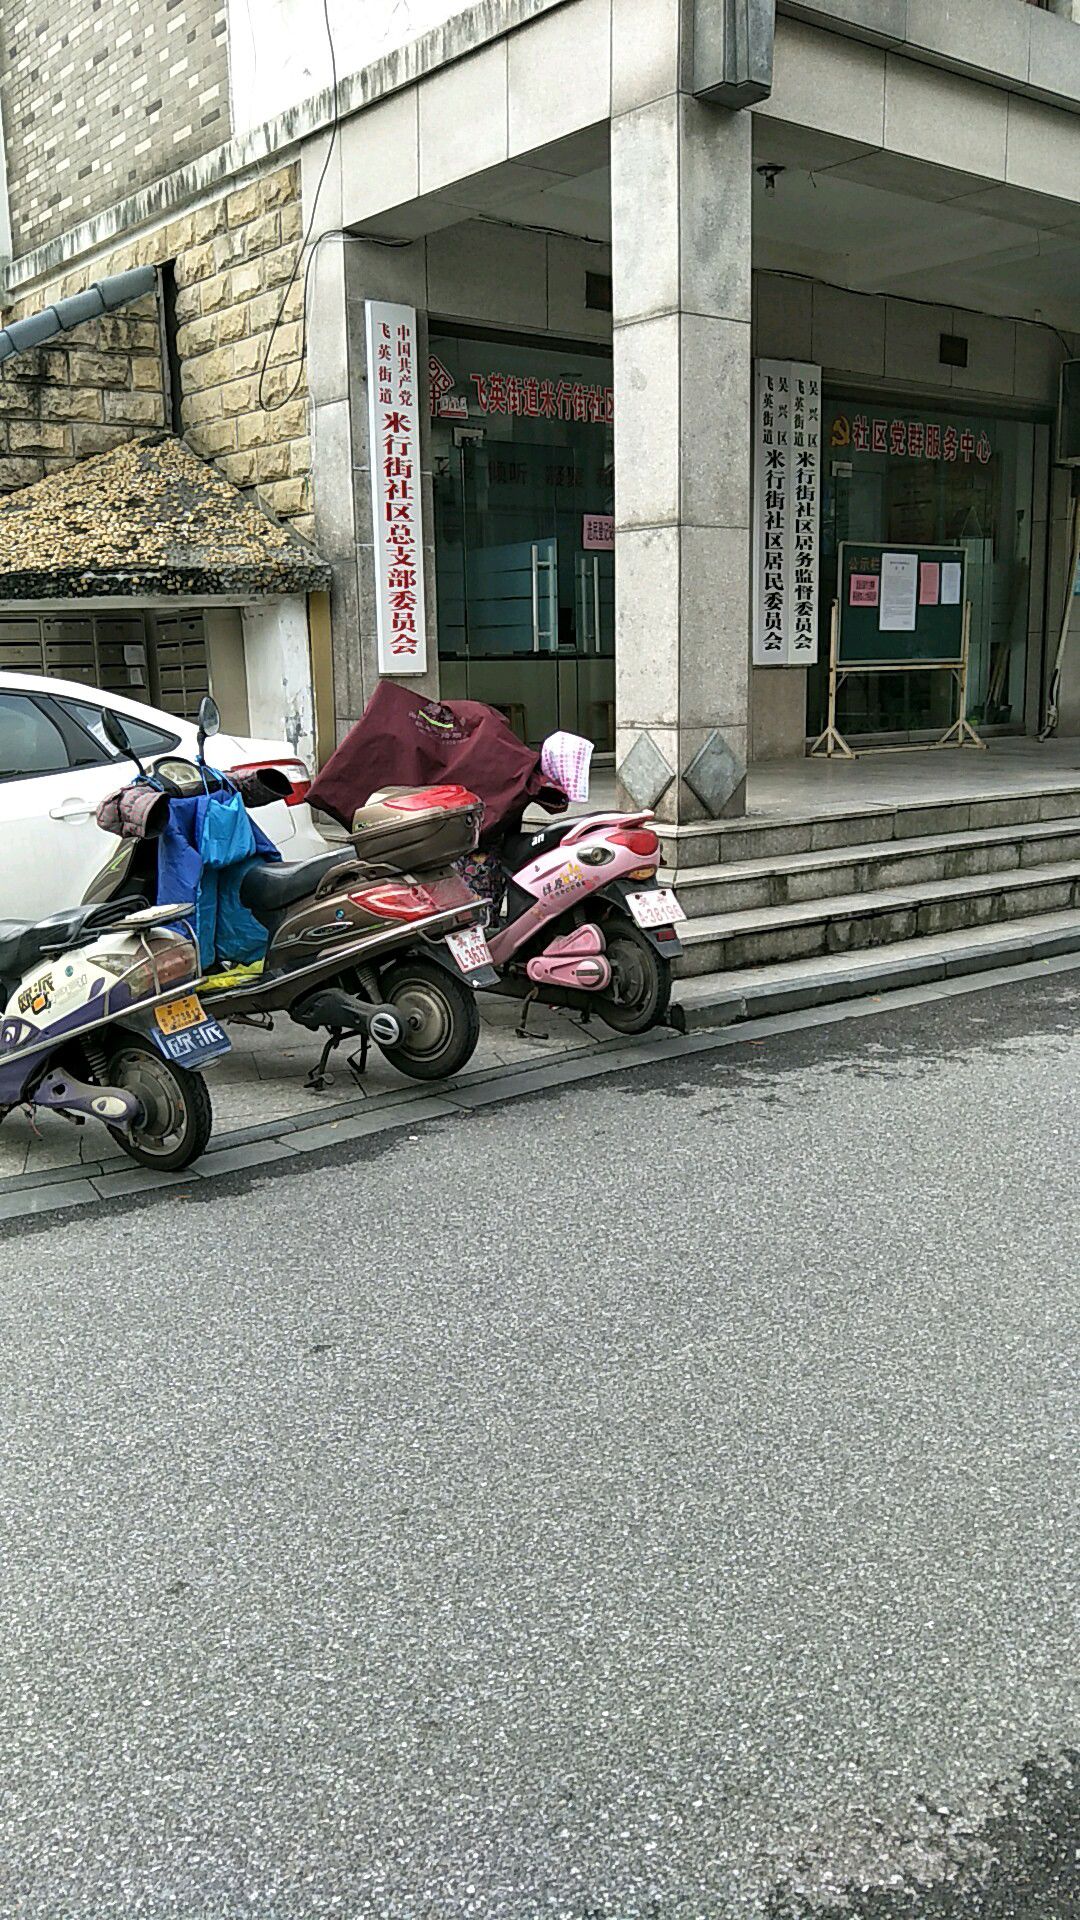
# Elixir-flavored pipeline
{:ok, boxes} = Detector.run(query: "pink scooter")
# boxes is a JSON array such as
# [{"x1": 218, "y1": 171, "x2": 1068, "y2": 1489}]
[{"x1": 484, "y1": 809, "x2": 686, "y2": 1034}]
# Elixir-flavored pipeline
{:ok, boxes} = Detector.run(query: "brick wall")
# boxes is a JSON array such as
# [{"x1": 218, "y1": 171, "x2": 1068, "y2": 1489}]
[
  {"x1": 0, "y1": 164, "x2": 312, "y2": 541},
  {"x1": 0, "y1": 0, "x2": 231, "y2": 258}
]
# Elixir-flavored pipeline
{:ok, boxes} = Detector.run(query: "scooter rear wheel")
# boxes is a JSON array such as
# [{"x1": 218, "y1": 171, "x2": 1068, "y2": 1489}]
[
  {"x1": 105, "y1": 1040, "x2": 213, "y2": 1170},
  {"x1": 596, "y1": 916, "x2": 672, "y2": 1034},
  {"x1": 378, "y1": 955, "x2": 480, "y2": 1081}
]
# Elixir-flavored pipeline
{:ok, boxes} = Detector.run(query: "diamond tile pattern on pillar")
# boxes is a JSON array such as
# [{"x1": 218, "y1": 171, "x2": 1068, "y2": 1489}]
[
  {"x1": 617, "y1": 732, "x2": 675, "y2": 810},
  {"x1": 684, "y1": 728, "x2": 742, "y2": 817}
]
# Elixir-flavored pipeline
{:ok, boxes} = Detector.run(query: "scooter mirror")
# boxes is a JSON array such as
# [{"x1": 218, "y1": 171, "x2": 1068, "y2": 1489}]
[
  {"x1": 197, "y1": 695, "x2": 221, "y2": 741},
  {"x1": 101, "y1": 707, "x2": 135, "y2": 757},
  {"x1": 101, "y1": 705, "x2": 147, "y2": 775}
]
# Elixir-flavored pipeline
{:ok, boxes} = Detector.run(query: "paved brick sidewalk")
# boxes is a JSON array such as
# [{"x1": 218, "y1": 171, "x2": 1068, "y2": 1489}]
[{"x1": 0, "y1": 993, "x2": 616, "y2": 1185}]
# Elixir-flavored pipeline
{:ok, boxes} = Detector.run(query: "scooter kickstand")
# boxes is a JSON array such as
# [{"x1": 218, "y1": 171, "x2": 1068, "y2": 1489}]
[
  {"x1": 515, "y1": 989, "x2": 549, "y2": 1041},
  {"x1": 345, "y1": 1031, "x2": 370, "y2": 1087},
  {"x1": 306, "y1": 1029, "x2": 343, "y2": 1092}
]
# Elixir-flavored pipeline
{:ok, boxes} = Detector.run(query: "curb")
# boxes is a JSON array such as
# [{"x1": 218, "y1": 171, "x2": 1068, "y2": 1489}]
[{"x1": 2, "y1": 938, "x2": 1079, "y2": 1224}]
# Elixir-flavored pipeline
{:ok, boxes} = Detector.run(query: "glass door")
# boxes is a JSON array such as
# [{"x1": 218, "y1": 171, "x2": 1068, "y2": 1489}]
[
  {"x1": 448, "y1": 439, "x2": 614, "y2": 746},
  {"x1": 430, "y1": 332, "x2": 615, "y2": 749},
  {"x1": 816, "y1": 401, "x2": 1037, "y2": 740}
]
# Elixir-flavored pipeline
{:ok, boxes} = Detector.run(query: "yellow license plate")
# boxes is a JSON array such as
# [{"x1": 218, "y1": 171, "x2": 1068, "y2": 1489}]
[{"x1": 155, "y1": 993, "x2": 206, "y2": 1035}]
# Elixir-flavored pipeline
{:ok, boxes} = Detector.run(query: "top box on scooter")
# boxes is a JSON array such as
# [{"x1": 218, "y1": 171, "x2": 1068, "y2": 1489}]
[{"x1": 349, "y1": 785, "x2": 482, "y2": 871}]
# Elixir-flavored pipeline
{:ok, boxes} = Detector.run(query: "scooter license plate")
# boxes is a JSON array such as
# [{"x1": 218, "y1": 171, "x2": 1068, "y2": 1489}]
[
  {"x1": 153, "y1": 1016, "x2": 231, "y2": 1066},
  {"x1": 626, "y1": 888, "x2": 686, "y2": 929},
  {"x1": 153, "y1": 996, "x2": 230, "y2": 1064},
  {"x1": 155, "y1": 993, "x2": 205, "y2": 1034},
  {"x1": 445, "y1": 926, "x2": 494, "y2": 976}
]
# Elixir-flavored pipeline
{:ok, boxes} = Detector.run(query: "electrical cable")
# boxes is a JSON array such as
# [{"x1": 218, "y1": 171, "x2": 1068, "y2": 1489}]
[
  {"x1": 763, "y1": 266, "x2": 1077, "y2": 363},
  {"x1": 258, "y1": 0, "x2": 340, "y2": 412}
]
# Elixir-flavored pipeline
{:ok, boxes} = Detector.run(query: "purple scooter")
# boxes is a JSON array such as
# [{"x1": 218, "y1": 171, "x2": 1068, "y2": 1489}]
[{"x1": 0, "y1": 898, "x2": 228, "y2": 1170}]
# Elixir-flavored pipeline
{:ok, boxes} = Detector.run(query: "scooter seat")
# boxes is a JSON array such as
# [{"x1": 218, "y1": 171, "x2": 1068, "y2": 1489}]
[
  {"x1": 239, "y1": 847, "x2": 354, "y2": 919},
  {"x1": 0, "y1": 900, "x2": 141, "y2": 993},
  {"x1": 500, "y1": 820, "x2": 571, "y2": 870}
]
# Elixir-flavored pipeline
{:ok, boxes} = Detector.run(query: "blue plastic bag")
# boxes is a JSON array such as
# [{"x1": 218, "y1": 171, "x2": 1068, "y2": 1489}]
[
  {"x1": 156, "y1": 788, "x2": 279, "y2": 969},
  {"x1": 197, "y1": 787, "x2": 256, "y2": 868}
]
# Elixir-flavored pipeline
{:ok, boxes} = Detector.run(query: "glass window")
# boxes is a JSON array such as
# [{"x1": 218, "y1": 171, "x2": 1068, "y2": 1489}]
[
  {"x1": 0, "y1": 694, "x2": 72, "y2": 779},
  {"x1": 816, "y1": 399, "x2": 1039, "y2": 738},
  {"x1": 59, "y1": 697, "x2": 181, "y2": 759}
]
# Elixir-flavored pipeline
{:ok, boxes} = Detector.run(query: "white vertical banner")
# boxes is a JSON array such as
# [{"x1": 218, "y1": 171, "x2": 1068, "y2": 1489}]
[
  {"x1": 752, "y1": 358, "x2": 821, "y2": 665},
  {"x1": 365, "y1": 300, "x2": 428, "y2": 676}
]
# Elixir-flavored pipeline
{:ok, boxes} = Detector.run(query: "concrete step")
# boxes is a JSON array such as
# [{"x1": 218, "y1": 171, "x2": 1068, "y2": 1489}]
[
  {"x1": 674, "y1": 859, "x2": 1080, "y2": 977},
  {"x1": 664, "y1": 817, "x2": 1080, "y2": 917},
  {"x1": 673, "y1": 909, "x2": 1080, "y2": 1028},
  {"x1": 660, "y1": 782, "x2": 1080, "y2": 869}
]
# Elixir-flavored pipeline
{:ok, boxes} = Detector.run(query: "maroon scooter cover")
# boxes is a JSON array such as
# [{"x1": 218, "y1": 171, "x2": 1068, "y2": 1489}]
[{"x1": 309, "y1": 682, "x2": 567, "y2": 847}]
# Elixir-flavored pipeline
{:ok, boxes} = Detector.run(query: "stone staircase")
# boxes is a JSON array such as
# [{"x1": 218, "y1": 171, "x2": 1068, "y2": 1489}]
[{"x1": 659, "y1": 782, "x2": 1080, "y2": 1023}]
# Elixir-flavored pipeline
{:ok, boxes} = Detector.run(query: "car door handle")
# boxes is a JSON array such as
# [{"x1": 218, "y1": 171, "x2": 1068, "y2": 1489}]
[{"x1": 49, "y1": 798, "x2": 94, "y2": 821}]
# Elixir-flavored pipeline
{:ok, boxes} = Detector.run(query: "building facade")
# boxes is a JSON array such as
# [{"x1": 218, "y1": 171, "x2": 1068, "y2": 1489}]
[{"x1": 1, "y1": 0, "x2": 1079, "y2": 830}]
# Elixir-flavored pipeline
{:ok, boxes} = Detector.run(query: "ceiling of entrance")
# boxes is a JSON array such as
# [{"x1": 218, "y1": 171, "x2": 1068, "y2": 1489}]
[
  {"x1": 444, "y1": 119, "x2": 1079, "y2": 335},
  {"x1": 749, "y1": 120, "x2": 1080, "y2": 333}
]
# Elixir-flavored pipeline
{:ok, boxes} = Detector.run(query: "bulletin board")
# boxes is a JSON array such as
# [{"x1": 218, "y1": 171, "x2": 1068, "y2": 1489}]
[
  {"x1": 811, "y1": 542, "x2": 984, "y2": 758},
  {"x1": 837, "y1": 544, "x2": 967, "y2": 665}
]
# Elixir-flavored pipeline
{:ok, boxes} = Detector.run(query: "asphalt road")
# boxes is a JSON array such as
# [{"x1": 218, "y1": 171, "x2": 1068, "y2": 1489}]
[{"x1": 0, "y1": 972, "x2": 1077, "y2": 1919}]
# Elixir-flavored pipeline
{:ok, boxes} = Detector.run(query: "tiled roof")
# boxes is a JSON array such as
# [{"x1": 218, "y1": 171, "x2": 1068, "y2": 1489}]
[{"x1": 0, "y1": 432, "x2": 331, "y2": 599}]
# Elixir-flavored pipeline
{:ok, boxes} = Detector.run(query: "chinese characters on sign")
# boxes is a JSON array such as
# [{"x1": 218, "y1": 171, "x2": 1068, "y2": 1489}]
[
  {"x1": 830, "y1": 412, "x2": 993, "y2": 464},
  {"x1": 753, "y1": 358, "x2": 822, "y2": 666},
  {"x1": 366, "y1": 302, "x2": 427, "y2": 677},
  {"x1": 428, "y1": 354, "x2": 614, "y2": 425},
  {"x1": 582, "y1": 514, "x2": 615, "y2": 551},
  {"x1": 849, "y1": 573, "x2": 879, "y2": 608}
]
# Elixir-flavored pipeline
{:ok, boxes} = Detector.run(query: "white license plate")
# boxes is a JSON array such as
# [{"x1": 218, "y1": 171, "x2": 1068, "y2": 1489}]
[
  {"x1": 445, "y1": 926, "x2": 494, "y2": 974},
  {"x1": 626, "y1": 888, "x2": 686, "y2": 929}
]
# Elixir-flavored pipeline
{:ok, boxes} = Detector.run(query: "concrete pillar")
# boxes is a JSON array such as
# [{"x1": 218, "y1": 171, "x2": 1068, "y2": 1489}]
[
  {"x1": 240, "y1": 596, "x2": 317, "y2": 770},
  {"x1": 611, "y1": 9, "x2": 752, "y2": 826},
  {"x1": 306, "y1": 230, "x2": 439, "y2": 746}
]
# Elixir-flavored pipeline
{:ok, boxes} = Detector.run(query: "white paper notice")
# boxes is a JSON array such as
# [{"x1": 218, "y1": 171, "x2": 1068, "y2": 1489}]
[
  {"x1": 879, "y1": 552, "x2": 919, "y2": 633},
  {"x1": 940, "y1": 562, "x2": 962, "y2": 606}
]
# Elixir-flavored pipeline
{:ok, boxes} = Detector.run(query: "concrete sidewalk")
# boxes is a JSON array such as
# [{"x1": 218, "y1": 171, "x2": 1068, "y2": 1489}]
[{"x1": 0, "y1": 992, "x2": 625, "y2": 1187}]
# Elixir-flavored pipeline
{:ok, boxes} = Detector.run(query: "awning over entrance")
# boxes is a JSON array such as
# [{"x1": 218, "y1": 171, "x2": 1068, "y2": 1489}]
[{"x1": 0, "y1": 432, "x2": 331, "y2": 601}]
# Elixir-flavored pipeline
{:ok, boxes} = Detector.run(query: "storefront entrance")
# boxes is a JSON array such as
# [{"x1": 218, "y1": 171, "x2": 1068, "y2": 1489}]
[
  {"x1": 431, "y1": 330, "x2": 615, "y2": 749},
  {"x1": 814, "y1": 398, "x2": 1039, "y2": 741}
]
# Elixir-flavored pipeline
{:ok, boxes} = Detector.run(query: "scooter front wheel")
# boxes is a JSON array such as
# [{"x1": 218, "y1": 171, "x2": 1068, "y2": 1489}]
[
  {"x1": 105, "y1": 1040, "x2": 213, "y2": 1170},
  {"x1": 596, "y1": 916, "x2": 672, "y2": 1034},
  {"x1": 378, "y1": 955, "x2": 480, "y2": 1081}
]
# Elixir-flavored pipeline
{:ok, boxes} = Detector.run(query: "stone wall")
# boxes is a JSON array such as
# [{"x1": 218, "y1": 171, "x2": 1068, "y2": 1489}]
[
  {"x1": 0, "y1": 164, "x2": 312, "y2": 542},
  {"x1": 169, "y1": 166, "x2": 311, "y2": 540},
  {"x1": 0, "y1": 0, "x2": 231, "y2": 259},
  {"x1": 0, "y1": 294, "x2": 165, "y2": 491}
]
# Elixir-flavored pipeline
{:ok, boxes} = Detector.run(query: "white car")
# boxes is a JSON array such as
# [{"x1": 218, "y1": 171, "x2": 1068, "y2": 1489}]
[{"x1": 0, "y1": 669, "x2": 329, "y2": 923}]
